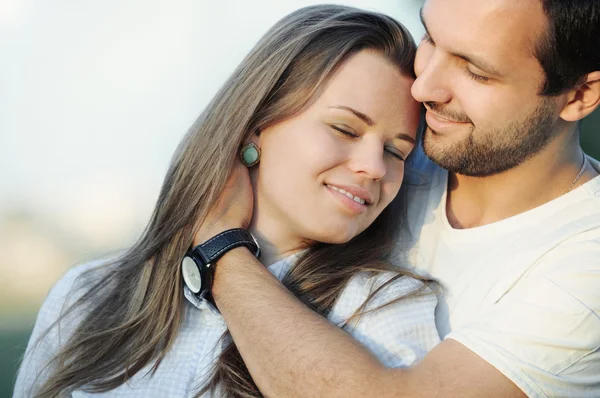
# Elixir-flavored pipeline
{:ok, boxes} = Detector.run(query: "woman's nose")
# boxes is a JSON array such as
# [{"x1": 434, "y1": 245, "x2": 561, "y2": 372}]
[{"x1": 347, "y1": 139, "x2": 387, "y2": 181}]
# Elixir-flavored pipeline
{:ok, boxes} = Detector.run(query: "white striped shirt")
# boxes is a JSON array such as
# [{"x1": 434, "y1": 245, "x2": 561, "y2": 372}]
[{"x1": 14, "y1": 255, "x2": 440, "y2": 397}]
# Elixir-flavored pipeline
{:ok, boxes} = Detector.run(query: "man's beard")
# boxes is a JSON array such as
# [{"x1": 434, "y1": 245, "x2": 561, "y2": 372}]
[{"x1": 422, "y1": 99, "x2": 557, "y2": 177}]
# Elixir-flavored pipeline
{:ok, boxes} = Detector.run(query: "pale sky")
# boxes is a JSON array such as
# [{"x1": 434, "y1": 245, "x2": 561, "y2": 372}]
[{"x1": 0, "y1": 0, "x2": 424, "y2": 248}]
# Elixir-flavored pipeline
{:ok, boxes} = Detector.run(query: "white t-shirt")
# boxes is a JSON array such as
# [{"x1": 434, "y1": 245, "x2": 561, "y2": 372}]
[{"x1": 399, "y1": 151, "x2": 600, "y2": 397}]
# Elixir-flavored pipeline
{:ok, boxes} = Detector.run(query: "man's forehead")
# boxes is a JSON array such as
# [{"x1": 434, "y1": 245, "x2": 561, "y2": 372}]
[
  {"x1": 423, "y1": 0, "x2": 544, "y2": 20},
  {"x1": 422, "y1": 0, "x2": 547, "y2": 70}
]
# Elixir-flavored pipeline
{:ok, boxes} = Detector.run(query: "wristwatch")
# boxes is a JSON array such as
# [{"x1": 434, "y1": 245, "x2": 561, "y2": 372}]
[{"x1": 181, "y1": 228, "x2": 261, "y2": 298}]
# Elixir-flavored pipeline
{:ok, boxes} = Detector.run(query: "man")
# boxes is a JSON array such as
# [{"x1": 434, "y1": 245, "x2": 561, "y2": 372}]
[{"x1": 196, "y1": 0, "x2": 600, "y2": 396}]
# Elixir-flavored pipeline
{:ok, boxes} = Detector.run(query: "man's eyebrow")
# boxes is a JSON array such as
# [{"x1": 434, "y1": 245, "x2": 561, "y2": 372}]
[
  {"x1": 419, "y1": 7, "x2": 503, "y2": 78},
  {"x1": 329, "y1": 105, "x2": 374, "y2": 126}
]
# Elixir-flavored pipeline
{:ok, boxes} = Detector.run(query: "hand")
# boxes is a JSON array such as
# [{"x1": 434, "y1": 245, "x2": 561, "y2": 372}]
[{"x1": 193, "y1": 161, "x2": 254, "y2": 245}]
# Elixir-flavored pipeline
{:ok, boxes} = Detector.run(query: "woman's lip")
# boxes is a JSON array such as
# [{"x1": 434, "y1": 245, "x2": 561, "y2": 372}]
[
  {"x1": 325, "y1": 183, "x2": 373, "y2": 204},
  {"x1": 326, "y1": 185, "x2": 368, "y2": 215},
  {"x1": 425, "y1": 109, "x2": 470, "y2": 132}
]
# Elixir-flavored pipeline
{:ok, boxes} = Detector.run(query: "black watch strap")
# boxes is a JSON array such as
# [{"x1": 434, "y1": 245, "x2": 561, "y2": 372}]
[{"x1": 192, "y1": 228, "x2": 260, "y2": 264}]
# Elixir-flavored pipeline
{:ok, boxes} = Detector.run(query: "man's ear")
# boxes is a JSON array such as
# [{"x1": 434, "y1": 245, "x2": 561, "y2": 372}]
[{"x1": 560, "y1": 71, "x2": 600, "y2": 122}]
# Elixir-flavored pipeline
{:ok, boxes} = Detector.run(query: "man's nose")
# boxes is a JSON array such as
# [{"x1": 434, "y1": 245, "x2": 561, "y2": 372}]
[{"x1": 412, "y1": 46, "x2": 452, "y2": 105}]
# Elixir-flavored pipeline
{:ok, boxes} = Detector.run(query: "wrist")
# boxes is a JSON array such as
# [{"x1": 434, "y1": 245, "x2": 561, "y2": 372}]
[
  {"x1": 211, "y1": 246, "x2": 257, "y2": 298},
  {"x1": 194, "y1": 221, "x2": 245, "y2": 246},
  {"x1": 211, "y1": 247, "x2": 272, "y2": 303},
  {"x1": 183, "y1": 229, "x2": 260, "y2": 299}
]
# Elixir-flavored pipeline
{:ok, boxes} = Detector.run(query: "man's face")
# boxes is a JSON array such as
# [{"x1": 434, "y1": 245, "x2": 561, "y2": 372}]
[{"x1": 412, "y1": 0, "x2": 562, "y2": 176}]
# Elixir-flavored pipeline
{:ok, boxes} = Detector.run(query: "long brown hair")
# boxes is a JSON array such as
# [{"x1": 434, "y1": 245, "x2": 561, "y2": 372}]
[{"x1": 32, "y1": 5, "x2": 426, "y2": 397}]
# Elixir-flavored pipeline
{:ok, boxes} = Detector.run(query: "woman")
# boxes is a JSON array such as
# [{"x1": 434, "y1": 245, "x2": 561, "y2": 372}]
[{"x1": 15, "y1": 5, "x2": 440, "y2": 398}]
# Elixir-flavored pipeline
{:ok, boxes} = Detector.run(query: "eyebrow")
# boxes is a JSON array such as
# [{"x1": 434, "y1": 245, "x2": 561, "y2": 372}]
[
  {"x1": 329, "y1": 105, "x2": 416, "y2": 144},
  {"x1": 330, "y1": 105, "x2": 374, "y2": 126},
  {"x1": 419, "y1": 8, "x2": 503, "y2": 78},
  {"x1": 395, "y1": 133, "x2": 416, "y2": 144}
]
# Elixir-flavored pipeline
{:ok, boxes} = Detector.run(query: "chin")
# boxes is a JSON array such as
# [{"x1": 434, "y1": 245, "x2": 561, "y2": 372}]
[
  {"x1": 310, "y1": 225, "x2": 360, "y2": 245},
  {"x1": 321, "y1": 236, "x2": 353, "y2": 245}
]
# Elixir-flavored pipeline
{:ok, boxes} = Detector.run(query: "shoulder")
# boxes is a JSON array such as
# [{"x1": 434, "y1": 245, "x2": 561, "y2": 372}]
[
  {"x1": 581, "y1": 169, "x2": 600, "y2": 202},
  {"x1": 365, "y1": 271, "x2": 436, "y2": 308},
  {"x1": 330, "y1": 272, "x2": 440, "y2": 368},
  {"x1": 332, "y1": 271, "x2": 436, "y2": 316},
  {"x1": 48, "y1": 260, "x2": 107, "y2": 303},
  {"x1": 30, "y1": 258, "x2": 116, "y2": 349},
  {"x1": 331, "y1": 271, "x2": 439, "y2": 334},
  {"x1": 14, "y1": 259, "x2": 115, "y2": 398},
  {"x1": 526, "y1": 201, "x2": 600, "y2": 282},
  {"x1": 529, "y1": 228, "x2": 600, "y2": 316},
  {"x1": 39, "y1": 259, "x2": 113, "y2": 328},
  {"x1": 360, "y1": 272, "x2": 438, "y2": 327},
  {"x1": 586, "y1": 154, "x2": 600, "y2": 172},
  {"x1": 447, "y1": 231, "x2": 600, "y2": 396}
]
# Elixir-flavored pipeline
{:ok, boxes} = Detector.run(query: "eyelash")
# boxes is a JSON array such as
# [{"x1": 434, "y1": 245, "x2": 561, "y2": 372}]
[
  {"x1": 422, "y1": 33, "x2": 434, "y2": 45},
  {"x1": 385, "y1": 147, "x2": 406, "y2": 162},
  {"x1": 421, "y1": 33, "x2": 490, "y2": 84},
  {"x1": 465, "y1": 68, "x2": 489, "y2": 83},
  {"x1": 331, "y1": 125, "x2": 358, "y2": 138},
  {"x1": 331, "y1": 126, "x2": 406, "y2": 162}
]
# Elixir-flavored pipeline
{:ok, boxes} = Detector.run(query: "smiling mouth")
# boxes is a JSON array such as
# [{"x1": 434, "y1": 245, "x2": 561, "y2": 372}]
[
  {"x1": 424, "y1": 105, "x2": 470, "y2": 124},
  {"x1": 325, "y1": 184, "x2": 369, "y2": 205}
]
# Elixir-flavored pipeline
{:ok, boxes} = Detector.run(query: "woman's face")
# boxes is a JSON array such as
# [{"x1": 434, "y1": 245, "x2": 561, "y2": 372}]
[{"x1": 252, "y1": 50, "x2": 421, "y2": 250}]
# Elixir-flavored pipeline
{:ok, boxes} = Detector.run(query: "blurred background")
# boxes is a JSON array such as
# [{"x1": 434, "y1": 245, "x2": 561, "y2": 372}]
[
  {"x1": 0, "y1": 0, "x2": 425, "y2": 393},
  {"x1": 0, "y1": 0, "x2": 598, "y2": 395}
]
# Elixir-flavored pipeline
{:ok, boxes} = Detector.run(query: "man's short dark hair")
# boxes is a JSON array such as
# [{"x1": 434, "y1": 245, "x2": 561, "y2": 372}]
[{"x1": 535, "y1": 0, "x2": 600, "y2": 96}]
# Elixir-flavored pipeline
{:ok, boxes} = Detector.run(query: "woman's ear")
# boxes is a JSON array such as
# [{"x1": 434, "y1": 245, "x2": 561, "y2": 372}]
[
  {"x1": 559, "y1": 71, "x2": 600, "y2": 122},
  {"x1": 248, "y1": 128, "x2": 261, "y2": 145}
]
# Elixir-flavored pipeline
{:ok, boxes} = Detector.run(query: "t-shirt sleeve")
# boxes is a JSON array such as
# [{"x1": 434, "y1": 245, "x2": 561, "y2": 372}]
[
  {"x1": 13, "y1": 262, "x2": 100, "y2": 398},
  {"x1": 447, "y1": 234, "x2": 600, "y2": 397},
  {"x1": 330, "y1": 273, "x2": 441, "y2": 368}
]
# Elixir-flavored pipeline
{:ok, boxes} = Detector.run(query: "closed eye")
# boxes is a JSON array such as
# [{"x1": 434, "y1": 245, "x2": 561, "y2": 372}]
[
  {"x1": 422, "y1": 32, "x2": 434, "y2": 46},
  {"x1": 465, "y1": 68, "x2": 490, "y2": 83},
  {"x1": 384, "y1": 146, "x2": 406, "y2": 162},
  {"x1": 331, "y1": 125, "x2": 359, "y2": 138},
  {"x1": 331, "y1": 125, "x2": 408, "y2": 161}
]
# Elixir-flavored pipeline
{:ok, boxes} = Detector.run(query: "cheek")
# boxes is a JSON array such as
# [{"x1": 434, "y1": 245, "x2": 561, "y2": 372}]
[
  {"x1": 264, "y1": 121, "x2": 341, "y2": 167},
  {"x1": 259, "y1": 149, "x2": 305, "y2": 194},
  {"x1": 378, "y1": 165, "x2": 405, "y2": 208},
  {"x1": 257, "y1": 127, "x2": 342, "y2": 198},
  {"x1": 455, "y1": 84, "x2": 530, "y2": 129}
]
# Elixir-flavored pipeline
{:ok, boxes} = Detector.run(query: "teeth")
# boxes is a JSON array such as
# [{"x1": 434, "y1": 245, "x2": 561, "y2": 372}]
[
  {"x1": 326, "y1": 185, "x2": 366, "y2": 205},
  {"x1": 353, "y1": 196, "x2": 365, "y2": 205}
]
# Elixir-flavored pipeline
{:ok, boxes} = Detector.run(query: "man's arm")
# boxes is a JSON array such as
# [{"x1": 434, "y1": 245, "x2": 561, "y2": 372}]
[{"x1": 212, "y1": 248, "x2": 525, "y2": 398}]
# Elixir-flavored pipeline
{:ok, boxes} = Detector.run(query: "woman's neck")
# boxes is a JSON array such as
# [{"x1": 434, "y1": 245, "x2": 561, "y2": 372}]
[
  {"x1": 248, "y1": 172, "x2": 309, "y2": 265},
  {"x1": 246, "y1": 227, "x2": 285, "y2": 266},
  {"x1": 248, "y1": 208, "x2": 307, "y2": 266}
]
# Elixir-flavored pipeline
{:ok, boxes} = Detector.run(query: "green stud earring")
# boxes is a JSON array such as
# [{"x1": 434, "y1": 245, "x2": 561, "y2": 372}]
[{"x1": 240, "y1": 142, "x2": 261, "y2": 167}]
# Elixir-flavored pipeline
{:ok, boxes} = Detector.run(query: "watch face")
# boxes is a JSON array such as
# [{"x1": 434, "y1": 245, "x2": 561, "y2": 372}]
[{"x1": 181, "y1": 257, "x2": 202, "y2": 294}]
